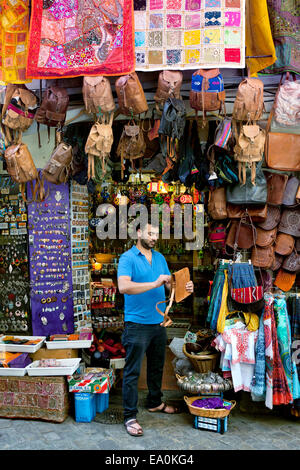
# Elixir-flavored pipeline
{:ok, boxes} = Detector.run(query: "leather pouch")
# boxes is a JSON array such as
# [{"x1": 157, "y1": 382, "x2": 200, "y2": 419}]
[
  {"x1": 264, "y1": 171, "x2": 289, "y2": 206},
  {"x1": 155, "y1": 268, "x2": 191, "y2": 323},
  {"x1": 275, "y1": 233, "x2": 295, "y2": 256}
]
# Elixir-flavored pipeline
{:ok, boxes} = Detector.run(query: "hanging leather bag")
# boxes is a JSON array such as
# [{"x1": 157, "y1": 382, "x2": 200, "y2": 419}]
[
  {"x1": 234, "y1": 124, "x2": 265, "y2": 185},
  {"x1": 190, "y1": 69, "x2": 225, "y2": 125},
  {"x1": 85, "y1": 113, "x2": 114, "y2": 180},
  {"x1": 265, "y1": 74, "x2": 300, "y2": 171},
  {"x1": 264, "y1": 171, "x2": 289, "y2": 206},
  {"x1": 227, "y1": 204, "x2": 267, "y2": 223},
  {"x1": 232, "y1": 77, "x2": 264, "y2": 122},
  {"x1": 117, "y1": 120, "x2": 146, "y2": 179},
  {"x1": 226, "y1": 160, "x2": 267, "y2": 205},
  {"x1": 42, "y1": 132, "x2": 73, "y2": 185},
  {"x1": 208, "y1": 187, "x2": 228, "y2": 220},
  {"x1": 154, "y1": 70, "x2": 183, "y2": 109},
  {"x1": 82, "y1": 76, "x2": 115, "y2": 114},
  {"x1": 155, "y1": 268, "x2": 192, "y2": 326},
  {"x1": 4, "y1": 143, "x2": 39, "y2": 201},
  {"x1": 115, "y1": 73, "x2": 148, "y2": 116}
]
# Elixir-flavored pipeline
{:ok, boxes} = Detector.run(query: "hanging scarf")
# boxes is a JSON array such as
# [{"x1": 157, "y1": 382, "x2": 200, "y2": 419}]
[
  {"x1": 288, "y1": 296, "x2": 300, "y2": 381},
  {"x1": 251, "y1": 312, "x2": 266, "y2": 401},
  {"x1": 264, "y1": 295, "x2": 274, "y2": 409},
  {"x1": 274, "y1": 297, "x2": 300, "y2": 401},
  {"x1": 270, "y1": 299, "x2": 293, "y2": 406}
]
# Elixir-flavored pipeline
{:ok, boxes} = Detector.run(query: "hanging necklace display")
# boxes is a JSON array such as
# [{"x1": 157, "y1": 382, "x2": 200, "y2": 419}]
[
  {"x1": 27, "y1": 178, "x2": 74, "y2": 336},
  {"x1": 0, "y1": 177, "x2": 31, "y2": 334},
  {"x1": 70, "y1": 181, "x2": 92, "y2": 332}
]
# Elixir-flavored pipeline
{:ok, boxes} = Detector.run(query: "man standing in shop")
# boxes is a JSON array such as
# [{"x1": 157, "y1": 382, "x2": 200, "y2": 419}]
[{"x1": 117, "y1": 219, "x2": 194, "y2": 437}]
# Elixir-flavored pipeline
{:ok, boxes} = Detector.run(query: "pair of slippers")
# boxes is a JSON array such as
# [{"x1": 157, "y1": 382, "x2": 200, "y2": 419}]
[{"x1": 124, "y1": 403, "x2": 181, "y2": 437}]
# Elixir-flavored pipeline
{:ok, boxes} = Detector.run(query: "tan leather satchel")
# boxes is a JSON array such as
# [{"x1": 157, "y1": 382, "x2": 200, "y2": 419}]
[
  {"x1": 82, "y1": 76, "x2": 115, "y2": 114},
  {"x1": 234, "y1": 124, "x2": 265, "y2": 185},
  {"x1": 115, "y1": 73, "x2": 148, "y2": 116},
  {"x1": 264, "y1": 171, "x2": 289, "y2": 206},
  {"x1": 154, "y1": 71, "x2": 183, "y2": 108},
  {"x1": 275, "y1": 233, "x2": 295, "y2": 256},
  {"x1": 4, "y1": 142, "x2": 39, "y2": 201},
  {"x1": 232, "y1": 78, "x2": 264, "y2": 121},
  {"x1": 85, "y1": 114, "x2": 114, "y2": 179},
  {"x1": 251, "y1": 245, "x2": 275, "y2": 269},
  {"x1": 208, "y1": 187, "x2": 227, "y2": 220},
  {"x1": 227, "y1": 204, "x2": 267, "y2": 223},
  {"x1": 256, "y1": 226, "x2": 277, "y2": 248},
  {"x1": 156, "y1": 268, "x2": 191, "y2": 326}
]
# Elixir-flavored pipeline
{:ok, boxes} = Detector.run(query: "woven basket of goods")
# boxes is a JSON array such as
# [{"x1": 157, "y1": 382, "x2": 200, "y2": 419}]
[
  {"x1": 184, "y1": 396, "x2": 236, "y2": 419},
  {"x1": 183, "y1": 344, "x2": 219, "y2": 373}
]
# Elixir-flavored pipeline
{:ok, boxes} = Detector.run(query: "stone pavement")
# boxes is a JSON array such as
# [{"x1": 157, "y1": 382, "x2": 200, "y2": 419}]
[{"x1": 0, "y1": 388, "x2": 300, "y2": 450}]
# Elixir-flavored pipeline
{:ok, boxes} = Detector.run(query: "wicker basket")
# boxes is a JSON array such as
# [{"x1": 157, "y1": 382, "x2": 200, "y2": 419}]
[
  {"x1": 184, "y1": 396, "x2": 236, "y2": 418},
  {"x1": 183, "y1": 344, "x2": 219, "y2": 373}
]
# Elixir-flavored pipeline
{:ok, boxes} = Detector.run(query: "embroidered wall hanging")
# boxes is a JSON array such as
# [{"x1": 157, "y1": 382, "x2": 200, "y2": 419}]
[
  {"x1": 26, "y1": 0, "x2": 135, "y2": 79},
  {"x1": 0, "y1": 0, "x2": 31, "y2": 84},
  {"x1": 134, "y1": 0, "x2": 245, "y2": 70}
]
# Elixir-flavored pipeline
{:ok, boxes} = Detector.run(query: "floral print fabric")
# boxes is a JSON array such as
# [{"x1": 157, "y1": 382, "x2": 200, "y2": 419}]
[{"x1": 26, "y1": 0, "x2": 135, "y2": 78}]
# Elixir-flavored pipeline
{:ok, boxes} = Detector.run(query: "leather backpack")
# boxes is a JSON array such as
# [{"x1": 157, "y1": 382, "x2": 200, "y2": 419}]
[
  {"x1": 232, "y1": 77, "x2": 264, "y2": 122},
  {"x1": 2, "y1": 84, "x2": 38, "y2": 145},
  {"x1": 234, "y1": 124, "x2": 265, "y2": 185},
  {"x1": 42, "y1": 132, "x2": 73, "y2": 185},
  {"x1": 82, "y1": 76, "x2": 115, "y2": 114},
  {"x1": 85, "y1": 113, "x2": 114, "y2": 180},
  {"x1": 4, "y1": 143, "x2": 39, "y2": 201},
  {"x1": 35, "y1": 86, "x2": 69, "y2": 146},
  {"x1": 115, "y1": 73, "x2": 148, "y2": 116},
  {"x1": 117, "y1": 120, "x2": 146, "y2": 179},
  {"x1": 154, "y1": 71, "x2": 183, "y2": 110},
  {"x1": 189, "y1": 69, "x2": 225, "y2": 125}
]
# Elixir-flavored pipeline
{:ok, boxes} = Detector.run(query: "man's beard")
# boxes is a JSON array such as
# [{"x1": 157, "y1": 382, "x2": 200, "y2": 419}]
[{"x1": 140, "y1": 238, "x2": 156, "y2": 250}]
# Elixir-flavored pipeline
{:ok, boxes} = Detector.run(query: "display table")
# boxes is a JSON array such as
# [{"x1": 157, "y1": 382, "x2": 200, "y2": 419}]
[{"x1": 0, "y1": 376, "x2": 69, "y2": 422}]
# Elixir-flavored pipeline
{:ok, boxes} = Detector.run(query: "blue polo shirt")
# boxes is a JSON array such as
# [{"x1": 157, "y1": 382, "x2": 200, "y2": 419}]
[{"x1": 117, "y1": 245, "x2": 171, "y2": 324}]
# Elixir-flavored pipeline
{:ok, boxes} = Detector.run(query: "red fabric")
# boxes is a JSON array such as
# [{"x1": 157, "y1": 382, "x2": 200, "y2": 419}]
[
  {"x1": 26, "y1": 0, "x2": 135, "y2": 79},
  {"x1": 230, "y1": 286, "x2": 264, "y2": 304}
]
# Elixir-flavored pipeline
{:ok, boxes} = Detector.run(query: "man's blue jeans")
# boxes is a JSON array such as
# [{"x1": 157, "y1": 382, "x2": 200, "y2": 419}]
[{"x1": 121, "y1": 321, "x2": 167, "y2": 422}]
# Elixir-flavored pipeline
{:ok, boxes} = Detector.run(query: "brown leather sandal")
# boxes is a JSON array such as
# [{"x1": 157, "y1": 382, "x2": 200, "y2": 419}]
[
  {"x1": 124, "y1": 418, "x2": 144, "y2": 437},
  {"x1": 148, "y1": 403, "x2": 181, "y2": 414}
]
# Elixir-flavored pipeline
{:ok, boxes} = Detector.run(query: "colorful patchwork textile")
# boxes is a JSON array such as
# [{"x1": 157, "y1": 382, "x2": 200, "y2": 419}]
[
  {"x1": 0, "y1": 0, "x2": 31, "y2": 84},
  {"x1": 134, "y1": 0, "x2": 245, "y2": 70},
  {"x1": 262, "y1": 0, "x2": 300, "y2": 74},
  {"x1": 26, "y1": 0, "x2": 135, "y2": 79}
]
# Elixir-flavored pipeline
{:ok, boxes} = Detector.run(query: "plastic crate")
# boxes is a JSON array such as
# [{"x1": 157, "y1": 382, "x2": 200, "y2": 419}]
[
  {"x1": 74, "y1": 392, "x2": 96, "y2": 422},
  {"x1": 96, "y1": 393, "x2": 109, "y2": 413},
  {"x1": 194, "y1": 415, "x2": 228, "y2": 434}
]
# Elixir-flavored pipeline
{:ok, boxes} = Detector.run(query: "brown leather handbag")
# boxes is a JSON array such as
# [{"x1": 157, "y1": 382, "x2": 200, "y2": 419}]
[
  {"x1": 227, "y1": 204, "x2": 267, "y2": 223},
  {"x1": 275, "y1": 233, "x2": 295, "y2": 256},
  {"x1": 278, "y1": 208, "x2": 300, "y2": 238},
  {"x1": 264, "y1": 171, "x2": 289, "y2": 206},
  {"x1": 226, "y1": 217, "x2": 257, "y2": 250},
  {"x1": 115, "y1": 73, "x2": 148, "y2": 116},
  {"x1": 256, "y1": 226, "x2": 277, "y2": 248},
  {"x1": 282, "y1": 176, "x2": 300, "y2": 207},
  {"x1": 232, "y1": 77, "x2": 264, "y2": 122},
  {"x1": 282, "y1": 250, "x2": 300, "y2": 273},
  {"x1": 257, "y1": 205, "x2": 281, "y2": 231},
  {"x1": 156, "y1": 268, "x2": 192, "y2": 326},
  {"x1": 154, "y1": 71, "x2": 183, "y2": 108},
  {"x1": 208, "y1": 187, "x2": 227, "y2": 220},
  {"x1": 265, "y1": 77, "x2": 300, "y2": 171},
  {"x1": 251, "y1": 245, "x2": 275, "y2": 269}
]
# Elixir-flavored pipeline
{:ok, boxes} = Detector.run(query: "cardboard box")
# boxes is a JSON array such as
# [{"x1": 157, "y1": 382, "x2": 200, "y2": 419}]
[
  {"x1": 68, "y1": 367, "x2": 115, "y2": 394},
  {"x1": 30, "y1": 347, "x2": 79, "y2": 362}
]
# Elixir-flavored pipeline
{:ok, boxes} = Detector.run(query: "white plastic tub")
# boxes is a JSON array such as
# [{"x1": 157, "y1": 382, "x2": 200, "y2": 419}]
[
  {"x1": 26, "y1": 358, "x2": 81, "y2": 376},
  {"x1": 45, "y1": 340, "x2": 92, "y2": 350},
  {"x1": 0, "y1": 336, "x2": 46, "y2": 353}
]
